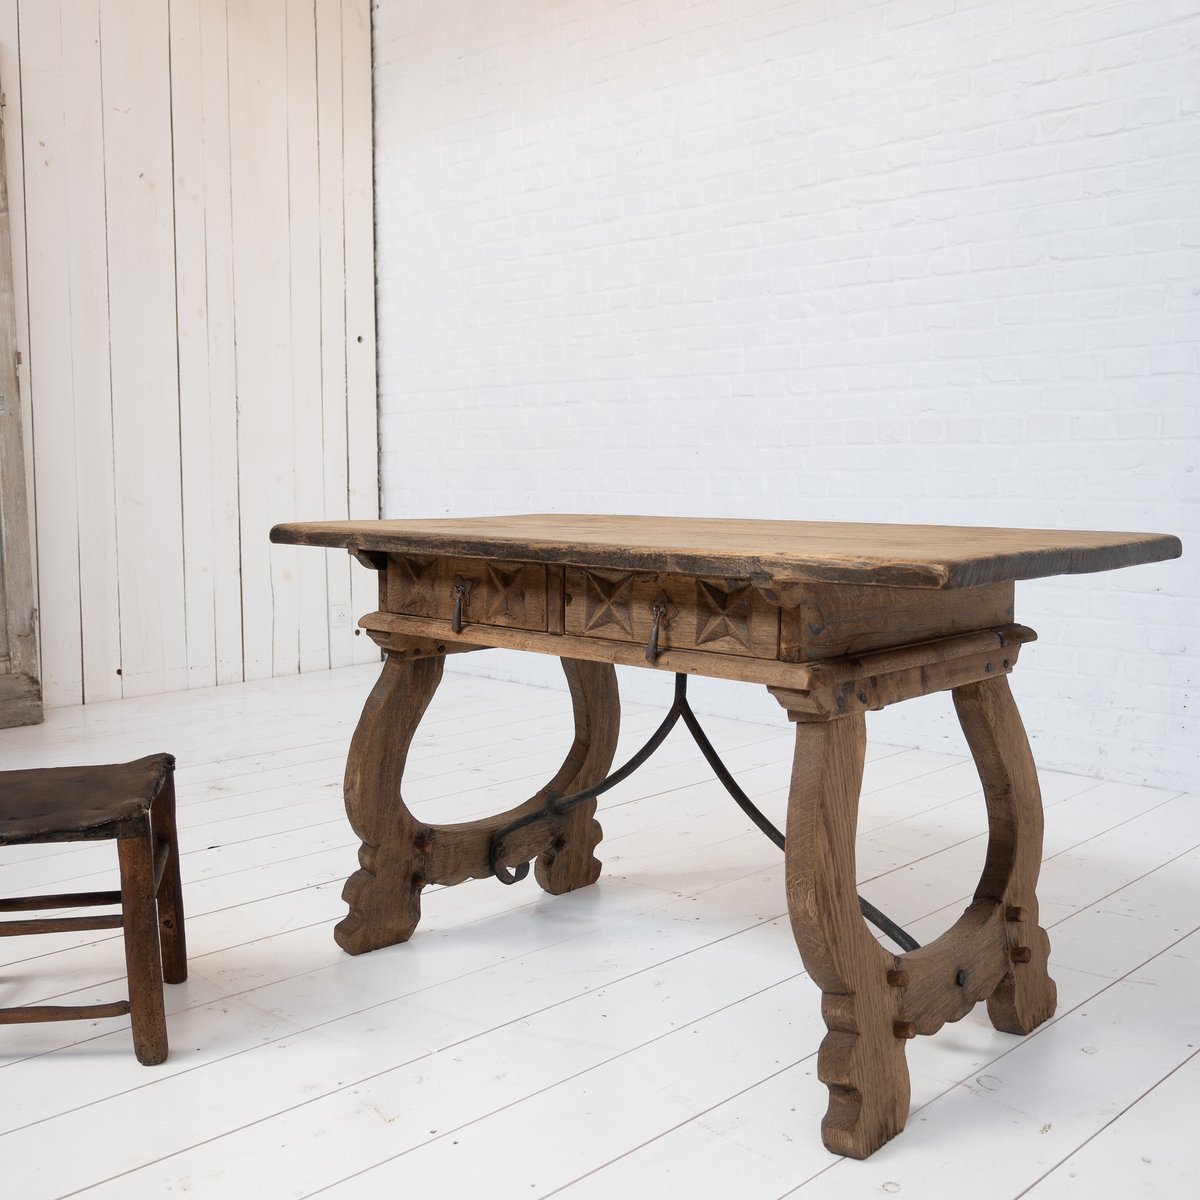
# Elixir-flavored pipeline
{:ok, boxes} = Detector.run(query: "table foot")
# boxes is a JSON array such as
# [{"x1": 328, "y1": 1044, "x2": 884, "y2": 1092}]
[
  {"x1": 335, "y1": 653, "x2": 619, "y2": 955},
  {"x1": 818, "y1": 1012, "x2": 911, "y2": 1160}
]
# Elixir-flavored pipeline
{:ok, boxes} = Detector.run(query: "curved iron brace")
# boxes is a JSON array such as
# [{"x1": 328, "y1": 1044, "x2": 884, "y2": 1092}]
[
  {"x1": 487, "y1": 682, "x2": 686, "y2": 886},
  {"x1": 488, "y1": 673, "x2": 919, "y2": 952}
]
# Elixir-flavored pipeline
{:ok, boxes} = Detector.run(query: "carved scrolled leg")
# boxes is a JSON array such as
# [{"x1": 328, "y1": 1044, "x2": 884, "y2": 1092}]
[
  {"x1": 782, "y1": 712, "x2": 909, "y2": 1159},
  {"x1": 954, "y1": 676, "x2": 1057, "y2": 1035},
  {"x1": 336, "y1": 653, "x2": 621, "y2": 956},
  {"x1": 534, "y1": 659, "x2": 621, "y2": 895},
  {"x1": 336, "y1": 653, "x2": 444, "y2": 955}
]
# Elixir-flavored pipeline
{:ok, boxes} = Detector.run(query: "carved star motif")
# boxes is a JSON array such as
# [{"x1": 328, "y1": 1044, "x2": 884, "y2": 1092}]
[
  {"x1": 580, "y1": 572, "x2": 635, "y2": 636},
  {"x1": 479, "y1": 563, "x2": 526, "y2": 622},
  {"x1": 695, "y1": 581, "x2": 753, "y2": 648},
  {"x1": 392, "y1": 556, "x2": 439, "y2": 615}
]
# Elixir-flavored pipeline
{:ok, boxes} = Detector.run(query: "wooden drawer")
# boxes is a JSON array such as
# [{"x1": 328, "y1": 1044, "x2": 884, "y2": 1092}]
[
  {"x1": 564, "y1": 568, "x2": 779, "y2": 660},
  {"x1": 386, "y1": 555, "x2": 549, "y2": 632}
]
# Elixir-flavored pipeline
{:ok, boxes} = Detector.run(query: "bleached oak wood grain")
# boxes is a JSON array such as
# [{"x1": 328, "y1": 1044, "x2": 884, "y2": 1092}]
[
  {"x1": 336, "y1": 654, "x2": 619, "y2": 953},
  {"x1": 270, "y1": 515, "x2": 1178, "y2": 1159},
  {"x1": 271, "y1": 515, "x2": 1181, "y2": 589}
]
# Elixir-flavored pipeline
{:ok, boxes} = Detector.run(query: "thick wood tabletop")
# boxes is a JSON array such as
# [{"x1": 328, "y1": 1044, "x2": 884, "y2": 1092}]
[{"x1": 270, "y1": 514, "x2": 1180, "y2": 589}]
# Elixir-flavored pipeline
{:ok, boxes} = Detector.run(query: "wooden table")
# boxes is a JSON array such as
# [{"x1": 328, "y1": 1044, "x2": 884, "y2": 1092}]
[{"x1": 270, "y1": 515, "x2": 1181, "y2": 1159}]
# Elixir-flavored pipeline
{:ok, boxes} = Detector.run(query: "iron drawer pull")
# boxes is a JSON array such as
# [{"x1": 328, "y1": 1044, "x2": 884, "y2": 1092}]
[
  {"x1": 450, "y1": 577, "x2": 475, "y2": 633},
  {"x1": 645, "y1": 593, "x2": 676, "y2": 662}
]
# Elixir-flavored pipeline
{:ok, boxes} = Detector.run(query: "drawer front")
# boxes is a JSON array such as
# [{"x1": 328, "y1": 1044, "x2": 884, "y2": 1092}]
[
  {"x1": 564, "y1": 568, "x2": 779, "y2": 660},
  {"x1": 386, "y1": 555, "x2": 548, "y2": 632}
]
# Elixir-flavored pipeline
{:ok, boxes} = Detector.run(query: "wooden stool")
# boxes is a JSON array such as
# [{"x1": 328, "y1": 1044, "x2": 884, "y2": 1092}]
[{"x1": 0, "y1": 753, "x2": 187, "y2": 1065}]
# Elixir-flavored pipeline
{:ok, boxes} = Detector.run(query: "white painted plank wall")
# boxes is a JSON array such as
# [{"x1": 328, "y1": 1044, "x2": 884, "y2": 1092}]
[
  {"x1": 372, "y1": 0, "x2": 1198, "y2": 793},
  {"x1": 0, "y1": 0, "x2": 378, "y2": 709},
  {"x1": 0, "y1": 6, "x2": 31, "y2": 595},
  {"x1": 341, "y1": 0, "x2": 380, "y2": 646},
  {"x1": 11, "y1": 5, "x2": 86, "y2": 707},
  {"x1": 171, "y1": 0, "x2": 244, "y2": 690},
  {"x1": 104, "y1": 0, "x2": 189, "y2": 699}
]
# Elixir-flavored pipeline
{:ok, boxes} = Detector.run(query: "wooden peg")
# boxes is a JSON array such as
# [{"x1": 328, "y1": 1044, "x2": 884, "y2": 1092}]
[
  {"x1": 893, "y1": 1021, "x2": 918, "y2": 1040},
  {"x1": 1010, "y1": 946, "x2": 1032, "y2": 964},
  {"x1": 886, "y1": 969, "x2": 910, "y2": 988},
  {"x1": 1006, "y1": 906, "x2": 1027, "y2": 922}
]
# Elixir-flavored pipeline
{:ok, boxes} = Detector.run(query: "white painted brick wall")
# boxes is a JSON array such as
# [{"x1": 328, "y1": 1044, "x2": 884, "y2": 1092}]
[{"x1": 373, "y1": 0, "x2": 1198, "y2": 792}]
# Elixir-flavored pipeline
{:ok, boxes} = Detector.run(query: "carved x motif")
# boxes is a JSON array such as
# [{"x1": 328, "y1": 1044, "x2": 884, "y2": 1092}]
[
  {"x1": 478, "y1": 563, "x2": 527, "y2": 622},
  {"x1": 695, "y1": 580, "x2": 754, "y2": 649},
  {"x1": 580, "y1": 572, "x2": 635, "y2": 636},
  {"x1": 393, "y1": 556, "x2": 439, "y2": 615}
]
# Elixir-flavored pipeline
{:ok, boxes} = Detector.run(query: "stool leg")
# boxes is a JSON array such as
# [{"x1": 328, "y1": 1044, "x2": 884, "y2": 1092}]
[
  {"x1": 152, "y1": 772, "x2": 188, "y2": 984},
  {"x1": 118, "y1": 821, "x2": 169, "y2": 1065}
]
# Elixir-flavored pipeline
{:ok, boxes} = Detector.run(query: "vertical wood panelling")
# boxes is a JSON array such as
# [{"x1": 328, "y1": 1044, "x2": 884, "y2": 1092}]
[
  {"x1": 99, "y1": 0, "x2": 188, "y2": 698},
  {"x1": 228, "y1": 0, "x2": 300, "y2": 680},
  {"x1": 0, "y1": 43, "x2": 18, "y2": 674},
  {"x1": 198, "y1": 0, "x2": 247, "y2": 687},
  {"x1": 168, "y1": 0, "x2": 212, "y2": 685},
  {"x1": 0, "y1": 0, "x2": 36, "y2": 615},
  {"x1": 62, "y1": 4, "x2": 122, "y2": 703},
  {"x1": 315, "y1": 0, "x2": 354, "y2": 670},
  {"x1": 286, "y1": 0, "x2": 332, "y2": 673},
  {"x1": 342, "y1": 0, "x2": 379, "y2": 666},
  {"x1": 0, "y1": 26, "x2": 41, "y2": 724},
  {"x1": 16, "y1": 4, "x2": 84, "y2": 706},
  {"x1": 0, "y1": 0, "x2": 377, "y2": 706},
  {"x1": 170, "y1": 0, "x2": 244, "y2": 689}
]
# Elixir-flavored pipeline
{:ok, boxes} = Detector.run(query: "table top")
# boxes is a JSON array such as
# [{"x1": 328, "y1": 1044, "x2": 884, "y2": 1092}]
[{"x1": 270, "y1": 515, "x2": 1180, "y2": 590}]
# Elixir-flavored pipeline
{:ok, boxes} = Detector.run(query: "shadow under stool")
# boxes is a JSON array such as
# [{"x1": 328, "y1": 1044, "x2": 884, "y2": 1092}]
[{"x1": 0, "y1": 753, "x2": 187, "y2": 1064}]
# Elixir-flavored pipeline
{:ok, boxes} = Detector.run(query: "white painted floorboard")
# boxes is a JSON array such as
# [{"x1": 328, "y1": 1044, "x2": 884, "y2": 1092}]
[{"x1": 0, "y1": 664, "x2": 1195, "y2": 1199}]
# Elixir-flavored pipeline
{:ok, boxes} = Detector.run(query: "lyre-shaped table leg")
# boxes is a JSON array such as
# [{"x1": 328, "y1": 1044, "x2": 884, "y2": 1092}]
[
  {"x1": 336, "y1": 652, "x2": 620, "y2": 955},
  {"x1": 778, "y1": 670, "x2": 1058, "y2": 1158},
  {"x1": 783, "y1": 714, "x2": 909, "y2": 1159},
  {"x1": 336, "y1": 654, "x2": 443, "y2": 954}
]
